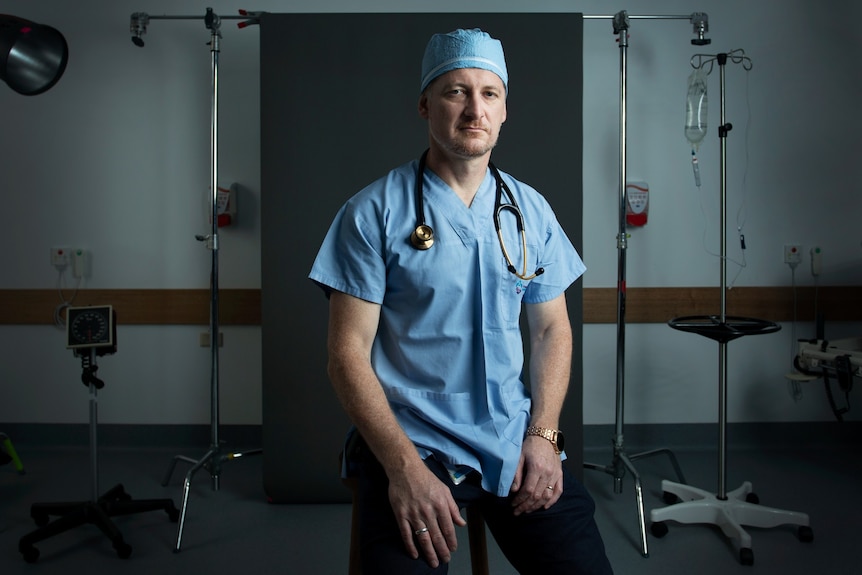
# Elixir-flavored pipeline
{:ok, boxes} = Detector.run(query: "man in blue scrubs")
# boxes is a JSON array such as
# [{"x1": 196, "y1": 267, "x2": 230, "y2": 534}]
[{"x1": 310, "y1": 28, "x2": 612, "y2": 574}]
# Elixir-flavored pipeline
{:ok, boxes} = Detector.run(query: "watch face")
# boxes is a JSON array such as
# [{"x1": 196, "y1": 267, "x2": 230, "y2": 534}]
[
  {"x1": 67, "y1": 306, "x2": 114, "y2": 349},
  {"x1": 555, "y1": 431, "x2": 565, "y2": 452}
]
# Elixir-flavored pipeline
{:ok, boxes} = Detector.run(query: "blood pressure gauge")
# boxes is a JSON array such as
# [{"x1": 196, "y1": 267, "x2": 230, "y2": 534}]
[{"x1": 66, "y1": 305, "x2": 116, "y2": 352}]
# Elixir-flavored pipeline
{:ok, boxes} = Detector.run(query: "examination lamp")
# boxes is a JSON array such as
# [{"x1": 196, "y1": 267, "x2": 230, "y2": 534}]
[{"x1": 0, "y1": 14, "x2": 68, "y2": 95}]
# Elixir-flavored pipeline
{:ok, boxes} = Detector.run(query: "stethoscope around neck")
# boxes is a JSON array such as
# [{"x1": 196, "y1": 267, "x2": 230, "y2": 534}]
[{"x1": 410, "y1": 149, "x2": 544, "y2": 281}]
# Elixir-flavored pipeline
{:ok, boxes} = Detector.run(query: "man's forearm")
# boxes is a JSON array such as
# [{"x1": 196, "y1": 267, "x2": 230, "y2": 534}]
[
  {"x1": 328, "y1": 354, "x2": 424, "y2": 476},
  {"x1": 526, "y1": 297, "x2": 573, "y2": 429}
]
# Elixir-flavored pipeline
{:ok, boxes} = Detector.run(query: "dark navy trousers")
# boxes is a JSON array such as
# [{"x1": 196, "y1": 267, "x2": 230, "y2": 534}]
[{"x1": 357, "y1": 445, "x2": 614, "y2": 575}]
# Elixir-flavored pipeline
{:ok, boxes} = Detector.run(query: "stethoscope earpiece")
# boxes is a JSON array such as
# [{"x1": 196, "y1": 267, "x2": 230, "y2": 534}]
[{"x1": 410, "y1": 224, "x2": 435, "y2": 250}]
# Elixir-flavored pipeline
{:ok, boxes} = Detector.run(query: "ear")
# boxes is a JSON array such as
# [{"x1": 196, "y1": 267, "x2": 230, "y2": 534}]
[{"x1": 418, "y1": 93, "x2": 429, "y2": 119}]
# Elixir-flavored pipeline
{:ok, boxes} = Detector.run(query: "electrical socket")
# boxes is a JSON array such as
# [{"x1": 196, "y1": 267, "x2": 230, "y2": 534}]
[
  {"x1": 783, "y1": 244, "x2": 802, "y2": 265},
  {"x1": 199, "y1": 332, "x2": 224, "y2": 347}
]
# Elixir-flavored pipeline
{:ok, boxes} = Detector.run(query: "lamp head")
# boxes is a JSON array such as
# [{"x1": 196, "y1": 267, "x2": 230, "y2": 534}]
[
  {"x1": 0, "y1": 14, "x2": 68, "y2": 95},
  {"x1": 130, "y1": 12, "x2": 149, "y2": 47}
]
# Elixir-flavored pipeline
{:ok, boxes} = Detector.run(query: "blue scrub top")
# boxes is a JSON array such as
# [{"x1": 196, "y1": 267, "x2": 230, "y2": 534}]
[{"x1": 309, "y1": 159, "x2": 585, "y2": 496}]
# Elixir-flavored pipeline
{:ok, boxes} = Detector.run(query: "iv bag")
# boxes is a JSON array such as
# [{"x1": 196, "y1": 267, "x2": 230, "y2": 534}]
[{"x1": 685, "y1": 68, "x2": 708, "y2": 146}]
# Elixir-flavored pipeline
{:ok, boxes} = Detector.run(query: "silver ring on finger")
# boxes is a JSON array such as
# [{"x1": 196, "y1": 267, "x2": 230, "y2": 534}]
[{"x1": 414, "y1": 527, "x2": 429, "y2": 536}]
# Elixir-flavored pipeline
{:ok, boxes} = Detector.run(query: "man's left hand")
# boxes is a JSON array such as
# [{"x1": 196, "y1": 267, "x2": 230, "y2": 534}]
[{"x1": 509, "y1": 435, "x2": 563, "y2": 515}]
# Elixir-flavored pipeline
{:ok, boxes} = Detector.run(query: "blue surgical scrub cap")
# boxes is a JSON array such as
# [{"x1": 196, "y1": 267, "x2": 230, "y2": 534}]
[{"x1": 419, "y1": 28, "x2": 508, "y2": 93}]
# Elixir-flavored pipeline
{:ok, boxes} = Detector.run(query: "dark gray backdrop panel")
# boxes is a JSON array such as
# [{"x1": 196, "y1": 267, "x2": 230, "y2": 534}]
[{"x1": 260, "y1": 13, "x2": 583, "y2": 503}]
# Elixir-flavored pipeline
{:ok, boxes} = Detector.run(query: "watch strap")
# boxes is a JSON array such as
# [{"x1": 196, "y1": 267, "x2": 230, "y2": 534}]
[{"x1": 525, "y1": 426, "x2": 561, "y2": 454}]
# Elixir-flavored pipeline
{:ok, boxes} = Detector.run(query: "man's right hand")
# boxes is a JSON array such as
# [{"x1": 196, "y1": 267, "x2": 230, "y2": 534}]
[{"x1": 388, "y1": 464, "x2": 466, "y2": 569}]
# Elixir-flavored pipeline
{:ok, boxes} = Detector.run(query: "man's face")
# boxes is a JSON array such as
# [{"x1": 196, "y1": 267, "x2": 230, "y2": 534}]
[{"x1": 418, "y1": 68, "x2": 507, "y2": 160}]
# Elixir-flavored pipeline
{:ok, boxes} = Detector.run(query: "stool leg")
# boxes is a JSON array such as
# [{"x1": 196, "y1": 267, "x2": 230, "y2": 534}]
[
  {"x1": 344, "y1": 476, "x2": 361, "y2": 575},
  {"x1": 466, "y1": 506, "x2": 489, "y2": 575}
]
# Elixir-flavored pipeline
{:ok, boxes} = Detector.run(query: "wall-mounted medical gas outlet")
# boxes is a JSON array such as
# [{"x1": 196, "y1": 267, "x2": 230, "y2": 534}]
[
  {"x1": 810, "y1": 246, "x2": 822, "y2": 276},
  {"x1": 51, "y1": 247, "x2": 88, "y2": 277},
  {"x1": 783, "y1": 244, "x2": 802, "y2": 265},
  {"x1": 50, "y1": 247, "x2": 71, "y2": 269}
]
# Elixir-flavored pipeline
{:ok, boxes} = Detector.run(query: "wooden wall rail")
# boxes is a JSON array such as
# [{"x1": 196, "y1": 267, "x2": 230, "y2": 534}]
[
  {"x1": 582, "y1": 286, "x2": 860, "y2": 324},
  {"x1": 0, "y1": 286, "x2": 858, "y2": 326},
  {"x1": 0, "y1": 289, "x2": 261, "y2": 326}
]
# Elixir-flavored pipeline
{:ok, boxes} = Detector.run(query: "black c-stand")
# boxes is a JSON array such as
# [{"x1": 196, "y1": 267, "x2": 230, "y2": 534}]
[{"x1": 18, "y1": 307, "x2": 179, "y2": 563}]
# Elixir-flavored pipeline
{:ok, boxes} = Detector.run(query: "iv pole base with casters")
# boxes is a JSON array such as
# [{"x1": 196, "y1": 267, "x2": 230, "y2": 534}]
[
  {"x1": 19, "y1": 322, "x2": 179, "y2": 563},
  {"x1": 134, "y1": 8, "x2": 263, "y2": 553},
  {"x1": 582, "y1": 10, "x2": 687, "y2": 558}
]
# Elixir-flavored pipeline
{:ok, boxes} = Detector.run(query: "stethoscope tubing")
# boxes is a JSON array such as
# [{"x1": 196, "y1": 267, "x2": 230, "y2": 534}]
[{"x1": 411, "y1": 149, "x2": 543, "y2": 280}]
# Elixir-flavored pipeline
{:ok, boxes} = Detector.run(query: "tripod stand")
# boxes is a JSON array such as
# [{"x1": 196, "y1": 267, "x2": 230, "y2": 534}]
[
  {"x1": 582, "y1": 11, "x2": 689, "y2": 558},
  {"x1": 18, "y1": 346, "x2": 179, "y2": 563},
  {"x1": 139, "y1": 9, "x2": 262, "y2": 552}
]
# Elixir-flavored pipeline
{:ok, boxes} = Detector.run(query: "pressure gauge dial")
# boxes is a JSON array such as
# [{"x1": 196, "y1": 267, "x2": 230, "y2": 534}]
[{"x1": 67, "y1": 305, "x2": 115, "y2": 350}]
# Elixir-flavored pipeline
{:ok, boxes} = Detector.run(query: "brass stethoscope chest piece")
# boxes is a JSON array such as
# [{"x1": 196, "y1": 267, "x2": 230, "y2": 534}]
[
  {"x1": 410, "y1": 224, "x2": 434, "y2": 250},
  {"x1": 411, "y1": 149, "x2": 543, "y2": 281}
]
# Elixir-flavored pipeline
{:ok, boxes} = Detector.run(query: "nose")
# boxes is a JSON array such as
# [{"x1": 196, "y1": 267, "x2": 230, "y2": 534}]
[{"x1": 463, "y1": 94, "x2": 485, "y2": 119}]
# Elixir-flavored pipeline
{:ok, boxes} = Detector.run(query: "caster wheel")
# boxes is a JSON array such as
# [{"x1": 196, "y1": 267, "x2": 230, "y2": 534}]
[
  {"x1": 20, "y1": 545, "x2": 39, "y2": 563},
  {"x1": 114, "y1": 540, "x2": 132, "y2": 559},
  {"x1": 740, "y1": 547, "x2": 754, "y2": 566},
  {"x1": 745, "y1": 492, "x2": 759, "y2": 504},
  {"x1": 798, "y1": 525, "x2": 814, "y2": 542},
  {"x1": 662, "y1": 491, "x2": 680, "y2": 505},
  {"x1": 650, "y1": 521, "x2": 668, "y2": 538}
]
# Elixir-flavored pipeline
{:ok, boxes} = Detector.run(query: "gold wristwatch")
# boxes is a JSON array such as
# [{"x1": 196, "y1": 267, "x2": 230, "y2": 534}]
[{"x1": 525, "y1": 426, "x2": 565, "y2": 454}]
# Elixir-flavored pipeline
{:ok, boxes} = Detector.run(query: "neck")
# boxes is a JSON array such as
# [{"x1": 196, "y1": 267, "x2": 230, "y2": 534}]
[{"x1": 424, "y1": 148, "x2": 490, "y2": 207}]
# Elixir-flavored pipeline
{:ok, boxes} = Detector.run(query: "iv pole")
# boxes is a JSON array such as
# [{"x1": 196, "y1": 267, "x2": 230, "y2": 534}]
[
  {"x1": 129, "y1": 8, "x2": 262, "y2": 552},
  {"x1": 581, "y1": 11, "x2": 709, "y2": 558},
  {"x1": 649, "y1": 50, "x2": 811, "y2": 566}
]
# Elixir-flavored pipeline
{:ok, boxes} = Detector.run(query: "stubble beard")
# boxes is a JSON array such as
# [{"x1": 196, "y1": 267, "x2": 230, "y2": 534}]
[{"x1": 441, "y1": 132, "x2": 498, "y2": 159}]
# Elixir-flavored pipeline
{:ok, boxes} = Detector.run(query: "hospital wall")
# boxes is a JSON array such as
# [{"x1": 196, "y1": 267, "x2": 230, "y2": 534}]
[{"x1": 0, "y1": 0, "x2": 859, "y2": 430}]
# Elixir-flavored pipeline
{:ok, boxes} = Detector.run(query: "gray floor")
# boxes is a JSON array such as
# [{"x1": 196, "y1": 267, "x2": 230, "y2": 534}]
[{"x1": 1, "y1": 424, "x2": 859, "y2": 574}]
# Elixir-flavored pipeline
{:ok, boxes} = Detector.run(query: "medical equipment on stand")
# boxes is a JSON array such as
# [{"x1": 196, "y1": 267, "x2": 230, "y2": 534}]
[
  {"x1": 411, "y1": 148, "x2": 545, "y2": 281},
  {"x1": 685, "y1": 67, "x2": 709, "y2": 187},
  {"x1": 795, "y1": 337, "x2": 861, "y2": 421}
]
